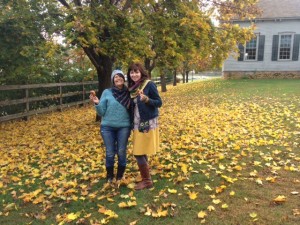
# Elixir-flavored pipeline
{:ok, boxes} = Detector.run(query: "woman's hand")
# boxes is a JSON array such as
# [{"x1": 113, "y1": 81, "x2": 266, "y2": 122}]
[
  {"x1": 90, "y1": 94, "x2": 99, "y2": 105},
  {"x1": 139, "y1": 91, "x2": 149, "y2": 103}
]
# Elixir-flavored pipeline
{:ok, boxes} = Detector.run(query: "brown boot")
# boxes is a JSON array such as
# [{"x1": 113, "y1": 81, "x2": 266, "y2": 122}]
[{"x1": 135, "y1": 164, "x2": 153, "y2": 190}]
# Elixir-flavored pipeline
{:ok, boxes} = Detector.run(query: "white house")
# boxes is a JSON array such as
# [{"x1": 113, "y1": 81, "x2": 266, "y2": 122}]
[{"x1": 222, "y1": 0, "x2": 300, "y2": 79}]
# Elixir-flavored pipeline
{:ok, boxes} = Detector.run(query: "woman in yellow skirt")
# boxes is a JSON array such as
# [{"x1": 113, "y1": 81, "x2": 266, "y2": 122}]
[{"x1": 127, "y1": 62, "x2": 162, "y2": 190}]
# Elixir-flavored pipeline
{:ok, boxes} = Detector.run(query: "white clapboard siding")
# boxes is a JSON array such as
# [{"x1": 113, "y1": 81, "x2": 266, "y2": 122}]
[
  {"x1": 223, "y1": 0, "x2": 300, "y2": 73},
  {"x1": 223, "y1": 20, "x2": 300, "y2": 72}
]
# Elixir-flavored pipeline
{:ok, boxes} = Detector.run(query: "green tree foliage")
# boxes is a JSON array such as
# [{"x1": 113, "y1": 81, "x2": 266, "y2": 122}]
[
  {"x1": 174, "y1": 0, "x2": 259, "y2": 84},
  {"x1": 128, "y1": 0, "x2": 259, "y2": 88},
  {"x1": 1, "y1": 0, "x2": 54, "y2": 84},
  {"x1": 56, "y1": 0, "x2": 260, "y2": 93},
  {"x1": 0, "y1": 0, "x2": 94, "y2": 84},
  {"x1": 1, "y1": 0, "x2": 260, "y2": 92},
  {"x1": 56, "y1": 0, "x2": 149, "y2": 95}
]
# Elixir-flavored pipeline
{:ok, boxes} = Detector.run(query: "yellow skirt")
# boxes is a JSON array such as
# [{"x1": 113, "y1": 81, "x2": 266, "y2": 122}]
[{"x1": 132, "y1": 128, "x2": 159, "y2": 155}]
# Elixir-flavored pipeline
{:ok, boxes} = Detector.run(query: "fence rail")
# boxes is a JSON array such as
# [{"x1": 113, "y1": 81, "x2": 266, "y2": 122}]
[
  {"x1": 0, "y1": 77, "x2": 175, "y2": 123},
  {"x1": 0, "y1": 81, "x2": 98, "y2": 122}
]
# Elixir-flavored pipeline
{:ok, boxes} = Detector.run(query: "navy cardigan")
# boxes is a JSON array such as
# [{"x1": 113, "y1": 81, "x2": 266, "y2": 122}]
[{"x1": 132, "y1": 81, "x2": 162, "y2": 122}]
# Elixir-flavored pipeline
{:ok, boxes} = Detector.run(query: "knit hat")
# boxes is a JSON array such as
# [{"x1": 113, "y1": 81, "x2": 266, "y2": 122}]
[{"x1": 111, "y1": 69, "x2": 125, "y2": 84}]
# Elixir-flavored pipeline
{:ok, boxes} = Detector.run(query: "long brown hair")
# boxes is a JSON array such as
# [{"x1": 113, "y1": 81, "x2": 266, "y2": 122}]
[{"x1": 127, "y1": 62, "x2": 149, "y2": 88}]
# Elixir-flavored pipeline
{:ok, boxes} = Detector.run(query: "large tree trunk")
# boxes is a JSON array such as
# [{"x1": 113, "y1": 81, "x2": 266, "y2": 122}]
[
  {"x1": 173, "y1": 69, "x2": 177, "y2": 86},
  {"x1": 94, "y1": 55, "x2": 113, "y2": 121},
  {"x1": 160, "y1": 73, "x2": 167, "y2": 92},
  {"x1": 185, "y1": 71, "x2": 189, "y2": 83},
  {"x1": 144, "y1": 58, "x2": 155, "y2": 79},
  {"x1": 96, "y1": 55, "x2": 113, "y2": 97}
]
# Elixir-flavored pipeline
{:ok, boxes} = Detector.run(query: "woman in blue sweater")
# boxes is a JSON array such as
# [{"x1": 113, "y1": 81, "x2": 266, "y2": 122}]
[
  {"x1": 127, "y1": 62, "x2": 162, "y2": 190},
  {"x1": 90, "y1": 70, "x2": 131, "y2": 184}
]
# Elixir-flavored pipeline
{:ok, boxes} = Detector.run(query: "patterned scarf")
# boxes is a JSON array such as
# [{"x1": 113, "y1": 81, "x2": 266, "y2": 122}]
[
  {"x1": 112, "y1": 86, "x2": 131, "y2": 109},
  {"x1": 129, "y1": 79, "x2": 148, "y2": 98},
  {"x1": 128, "y1": 79, "x2": 151, "y2": 133}
]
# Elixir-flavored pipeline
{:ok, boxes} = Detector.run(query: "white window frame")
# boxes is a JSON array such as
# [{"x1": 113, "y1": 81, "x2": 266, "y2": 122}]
[
  {"x1": 278, "y1": 32, "x2": 294, "y2": 61},
  {"x1": 244, "y1": 35, "x2": 259, "y2": 61}
]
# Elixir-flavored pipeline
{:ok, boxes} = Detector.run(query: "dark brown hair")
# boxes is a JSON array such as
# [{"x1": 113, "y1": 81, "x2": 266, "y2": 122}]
[{"x1": 127, "y1": 62, "x2": 149, "y2": 88}]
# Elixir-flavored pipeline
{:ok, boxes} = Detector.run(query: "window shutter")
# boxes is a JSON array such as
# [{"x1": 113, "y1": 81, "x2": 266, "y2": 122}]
[
  {"x1": 258, "y1": 35, "x2": 265, "y2": 61},
  {"x1": 292, "y1": 34, "x2": 300, "y2": 61},
  {"x1": 238, "y1": 43, "x2": 244, "y2": 61},
  {"x1": 272, "y1": 35, "x2": 279, "y2": 61}
]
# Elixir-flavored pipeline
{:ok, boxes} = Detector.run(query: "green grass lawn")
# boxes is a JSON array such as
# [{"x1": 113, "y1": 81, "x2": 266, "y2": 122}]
[{"x1": 1, "y1": 79, "x2": 300, "y2": 225}]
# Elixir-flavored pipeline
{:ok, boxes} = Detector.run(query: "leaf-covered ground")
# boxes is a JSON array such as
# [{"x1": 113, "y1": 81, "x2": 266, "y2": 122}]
[{"x1": 0, "y1": 79, "x2": 300, "y2": 225}]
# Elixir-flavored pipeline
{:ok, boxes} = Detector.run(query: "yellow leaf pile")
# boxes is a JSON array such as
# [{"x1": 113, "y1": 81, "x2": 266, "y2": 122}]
[{"x1": 1, "y1": 80, "x2": 300, "y2": 223}]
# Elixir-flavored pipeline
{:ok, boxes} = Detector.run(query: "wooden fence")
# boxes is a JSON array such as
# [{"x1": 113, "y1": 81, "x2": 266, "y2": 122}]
[
  {"x1": 0, "y1": 77, "x2": 174, "y2": 123},
  {"x1": 0, "y1": 81, "x2": 98, "y2": 122}
]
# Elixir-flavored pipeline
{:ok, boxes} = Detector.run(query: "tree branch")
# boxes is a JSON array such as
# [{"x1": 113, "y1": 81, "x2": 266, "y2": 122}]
[
  {"x1": 57, "y1": 0, "x2": 70, "y2": 9},
  {"x1": 82, "y1": 46, "x2": 100, "y2": 70},
  {"x1": 74, "y1": 0, "x2": 82, "y2": 7},
  {"x1": 122, "y1": 0, "x2": 132, "y2": 11}
]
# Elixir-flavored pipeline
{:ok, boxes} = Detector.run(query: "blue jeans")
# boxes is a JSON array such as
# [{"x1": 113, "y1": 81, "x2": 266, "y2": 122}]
[{"x1": 100, "y1": 126, "x2": 131, "y2": 168}]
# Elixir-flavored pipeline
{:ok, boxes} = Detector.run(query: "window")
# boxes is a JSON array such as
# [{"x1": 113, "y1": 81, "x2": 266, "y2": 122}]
[
  {"x1": 245, "y1": 37, "x2": 258, "y2": 60},
  {"x1": 238, "y1": 35, "x2": 265, "y2": 62},
  {"x1": 272, "y1": 33, "x2": 300, "y2": 61},
  {"x1": 278, "y1": 34, "x2": 293, "y2": 60}
]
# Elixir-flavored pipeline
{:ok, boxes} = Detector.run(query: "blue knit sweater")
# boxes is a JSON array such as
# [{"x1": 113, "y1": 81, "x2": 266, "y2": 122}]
[{"x1": 95, "y1": 89, "x2": 131, "y2": 128}]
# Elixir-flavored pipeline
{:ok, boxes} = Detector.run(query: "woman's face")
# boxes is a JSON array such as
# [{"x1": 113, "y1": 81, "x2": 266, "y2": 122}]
[
  {"x1": 130, "y1": 69, "x2": 142, "y2": 83},
  {"x1": 113, "y1": 74, "x2": 125, "y2": 88}
]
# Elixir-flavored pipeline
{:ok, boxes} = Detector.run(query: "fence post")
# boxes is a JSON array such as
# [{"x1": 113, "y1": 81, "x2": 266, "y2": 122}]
[
  {"x1": 25, "y1": 88, "x2": 29, "y2": 121},
  {"x1": 82, "y1": 83, "x2": 85, "y2": 106},
  {"x1": 59, "y1": 85, "x2": 63, "y2": 111}
]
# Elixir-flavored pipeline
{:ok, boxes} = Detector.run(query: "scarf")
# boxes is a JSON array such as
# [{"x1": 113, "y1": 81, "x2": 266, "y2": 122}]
[
  {"x1": 112, "y1": 86, "x2": 131, "y2": 109},
  {"x1": 129, "y1": 79, "x2": 149, "y2": 98},
  {"x1": 128, "y1": 79, "x2": 151, "y2": 133}
]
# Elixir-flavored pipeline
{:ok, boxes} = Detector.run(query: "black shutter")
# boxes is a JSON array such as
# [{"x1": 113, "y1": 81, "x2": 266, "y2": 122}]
[
  {"x1": 272, "y1": 35, "x2": 279, "y2": 61},
  {"x1": 238, "y1": 43, "x2": 244, "y2": 61},
  {"x1": 257, "y1": 35, "x2": 265, "y2": 61},
  {"x1": 292, "y1": 34, "x2": 300, "y2": 61}
]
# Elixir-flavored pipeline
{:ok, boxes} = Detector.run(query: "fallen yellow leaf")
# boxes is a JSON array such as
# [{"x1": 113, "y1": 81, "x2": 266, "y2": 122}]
[
  {"x1": 273, "y1": 195, "x2": 286, "y2": 204},
  {"x1": 187, "y1": 191, "x2": 198, "y2": 200},
  {"x1": 168, "y1": 188, "x2": 177, "y2": 194},
  {"x1": 67, "y1": 212, "x2": 79, "y2": 221},
  {"x1": 197, "y1": 211, "x2": 207, "y2": 219},
  {"x1": 213, "y1": 199, "x2": 221, "y2": 204},
  {"x1": 221, "y1": 203, "x2": 228, "y2": 209},
  {"x1": 129, "y1": 220, "x2": 138, "y2": 225},
  {"x1": 292, "y1": 209, "x2": 300, "y2": 216},
  {"x1": 207, "y1": 205, "x2": 215, "y2": 211}
]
